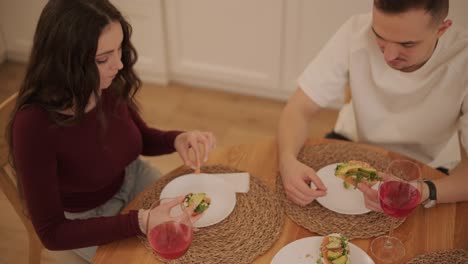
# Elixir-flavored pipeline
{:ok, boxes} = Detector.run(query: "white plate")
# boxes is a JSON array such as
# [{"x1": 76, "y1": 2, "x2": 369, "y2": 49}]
[
  {"x1": 271, "y1": 236, "x2": 375, "y2": 264},
  {"x1": 313, "y1": 163, "x2": 378, "y2": 215},
  {"x1": 159, "y1": 173, "x2": 236, "y2": 228}
]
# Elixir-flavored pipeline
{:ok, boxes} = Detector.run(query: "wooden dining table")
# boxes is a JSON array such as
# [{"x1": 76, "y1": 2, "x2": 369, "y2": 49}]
[{"x1": 93, "y1": 138, "x2": 468, "y2": 264}]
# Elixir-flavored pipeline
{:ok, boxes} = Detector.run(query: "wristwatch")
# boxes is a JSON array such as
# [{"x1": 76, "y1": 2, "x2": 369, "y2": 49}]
[{"x1": 422, "y1": 180, "x2": 437, "y2": 208}]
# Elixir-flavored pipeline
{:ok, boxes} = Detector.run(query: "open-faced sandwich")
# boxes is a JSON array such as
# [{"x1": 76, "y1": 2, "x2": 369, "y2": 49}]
[
  {"x1": 183, "y1": 192, "x2": 211, "y2": 216},
  {"x1": 318, "y1": 233, "x2": 350, "y2": 264},
  {"x1": 334, "y1": 160, "x2": 381, "y2": 189}
]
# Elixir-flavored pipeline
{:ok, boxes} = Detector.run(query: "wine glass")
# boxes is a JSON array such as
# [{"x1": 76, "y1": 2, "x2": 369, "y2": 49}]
[
  {"x1": 370, "y1": 160, "x2": 423, "y2": 263},
  {"x1": 146, "y1": 197, "x2": 193, "y2": 260}
]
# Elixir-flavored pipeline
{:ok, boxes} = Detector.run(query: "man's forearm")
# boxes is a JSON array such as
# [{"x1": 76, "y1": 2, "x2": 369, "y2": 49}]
[
  {"x1": 277, "y1": 106, "x2": 312, "y2": 167},
  {"x1": 278, "y1": 88, "x2": 322, "y2": 169},
  {"x1": 434, "y1": 166, "x2": 468, "y2": 203}
]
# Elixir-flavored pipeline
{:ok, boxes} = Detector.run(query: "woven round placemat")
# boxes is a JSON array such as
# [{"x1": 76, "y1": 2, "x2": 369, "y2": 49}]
[
  {"x1": 407, "y1": 249, "x2": 468, "y2": 264},
  {"x1": 137, "y1": 165, "x2": 284, "y2": 264},
  {"x1": 276, "y1": 142, "x2": 405, "y2": 239}
]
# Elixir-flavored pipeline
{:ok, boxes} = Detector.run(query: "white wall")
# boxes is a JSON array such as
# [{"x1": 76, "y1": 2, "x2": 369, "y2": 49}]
[
  {"x1": 0, "y1": 0, "x2": 47, "y2": 62},
  {"x1": 448, "y1": 0, "x2": 468, "y2": 29}
]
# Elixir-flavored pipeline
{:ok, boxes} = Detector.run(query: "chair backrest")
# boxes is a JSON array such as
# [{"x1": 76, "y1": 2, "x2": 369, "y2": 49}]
[
  {"x1": 0, "y1": 92, "x2": 25, "y2": 221},
  {"x1": 0, "y1": 92, "x2": 44, "y2": 264},
  {"x1": 0, "y1": 93, "x2": 15, "y2": 164}
]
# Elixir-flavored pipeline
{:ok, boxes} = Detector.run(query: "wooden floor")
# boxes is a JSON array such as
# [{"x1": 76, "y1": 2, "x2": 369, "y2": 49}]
[{"x1": 0, "y1": 62, "x2": 338, "y2": 264}]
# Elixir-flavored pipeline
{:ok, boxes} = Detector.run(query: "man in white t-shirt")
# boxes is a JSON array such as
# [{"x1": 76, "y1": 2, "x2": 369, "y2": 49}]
[{"x1": 278, "y1": 0, "x2": 468, "y2": 210}]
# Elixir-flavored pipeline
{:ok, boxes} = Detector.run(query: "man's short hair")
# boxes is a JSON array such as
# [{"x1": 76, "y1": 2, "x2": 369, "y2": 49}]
[{"x1": 374, "y1": 0, "x2": 449, "y2": 26}]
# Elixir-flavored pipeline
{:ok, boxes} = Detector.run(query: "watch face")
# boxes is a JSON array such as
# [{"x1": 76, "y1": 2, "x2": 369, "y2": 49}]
[{"x1": 423, "y1": 200, "x2": 436, "y2": 208}]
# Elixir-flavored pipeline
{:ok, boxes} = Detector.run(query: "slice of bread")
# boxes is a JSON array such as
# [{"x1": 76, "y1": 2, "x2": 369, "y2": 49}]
[
  {"x1": 334, "y1": 160, "x2": 381, "y2": 188},
  {"x1": 320, "y1": 233, "x2": 350, "y2": 264},
  {"x1": 183, "y1": 192, "x2": 211, "y2": 216}
]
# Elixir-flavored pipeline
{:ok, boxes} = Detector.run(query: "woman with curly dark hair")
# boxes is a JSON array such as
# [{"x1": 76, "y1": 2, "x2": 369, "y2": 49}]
[{"x1": 6, "y1": 0, "x2": 216, "y2": 261}]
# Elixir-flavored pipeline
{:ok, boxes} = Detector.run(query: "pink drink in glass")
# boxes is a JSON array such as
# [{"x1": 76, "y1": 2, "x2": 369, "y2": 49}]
[
  {"x1": 379, "y1": 181, "x2": 421, "y2": 218},
  {"x1": 148, "y1": 221, "x2": 193, "y2": 260}
]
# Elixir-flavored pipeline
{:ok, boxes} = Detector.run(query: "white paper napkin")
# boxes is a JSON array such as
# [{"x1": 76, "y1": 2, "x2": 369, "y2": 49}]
[{"x1": 204, "y1": 172, "x2": 250, "y2": 193}]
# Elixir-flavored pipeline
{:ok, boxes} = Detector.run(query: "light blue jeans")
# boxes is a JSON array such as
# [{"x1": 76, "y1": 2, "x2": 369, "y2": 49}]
[{"x1": 64, "y1": 158, "x2": 161, "y2": 262}]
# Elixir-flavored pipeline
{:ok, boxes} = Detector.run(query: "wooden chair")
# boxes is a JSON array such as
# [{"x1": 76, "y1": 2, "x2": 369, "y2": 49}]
[{"x1": 0, "y1": 92, "x2": 44, "y2": 264}]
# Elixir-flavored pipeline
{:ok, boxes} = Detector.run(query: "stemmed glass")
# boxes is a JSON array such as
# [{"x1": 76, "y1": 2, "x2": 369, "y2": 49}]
[
  {"x1": 146, "y1": 197, "x2": 194, "y2": 260},
  {"x1": 370, "y1": 160, "x2": 423, "y2": 263}
]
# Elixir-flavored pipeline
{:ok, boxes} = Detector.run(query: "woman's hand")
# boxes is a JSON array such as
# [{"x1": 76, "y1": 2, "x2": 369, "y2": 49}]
[
  {"x1": 174, "y1": 130, "x2": 216, "y2": 170},
  {"x1": 138, "y1": 195, "x2": 203, "y2": 234}
]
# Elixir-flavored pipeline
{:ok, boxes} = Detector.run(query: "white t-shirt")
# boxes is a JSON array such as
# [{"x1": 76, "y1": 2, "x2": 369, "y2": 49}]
[{"x1": 298, "y1": 13, "x2": 468, "y2": 169}]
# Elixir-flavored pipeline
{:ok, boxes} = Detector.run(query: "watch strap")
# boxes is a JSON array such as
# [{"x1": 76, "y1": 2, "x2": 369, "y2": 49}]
[{"x1": 423, "y1": 180, "x2": 437, "y2": 208}]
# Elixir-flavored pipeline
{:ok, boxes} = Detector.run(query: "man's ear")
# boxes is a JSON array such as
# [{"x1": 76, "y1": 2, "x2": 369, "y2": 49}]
[{"x1": 436, "y1": 19, "x2": 453, "y2": 38}]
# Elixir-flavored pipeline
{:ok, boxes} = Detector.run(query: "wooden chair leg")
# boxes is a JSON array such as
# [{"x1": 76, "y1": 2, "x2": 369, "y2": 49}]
[{"x1": 28, "y1": 233, "x2": 43, "y2": 264}]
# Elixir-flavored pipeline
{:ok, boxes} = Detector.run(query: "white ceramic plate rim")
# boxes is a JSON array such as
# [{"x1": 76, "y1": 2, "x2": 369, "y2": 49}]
[
  {"x1": 271, "y1": 236, "x2": 375, "y2": 264},
  {"x1": 159, "y1": 173, "x2": 236, "y2": 227}
]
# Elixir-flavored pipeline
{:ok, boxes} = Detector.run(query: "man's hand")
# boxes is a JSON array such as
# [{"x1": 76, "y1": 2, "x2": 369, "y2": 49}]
[{"x1": 280, "y1": 156, "x2": 327, "y2": 206}]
